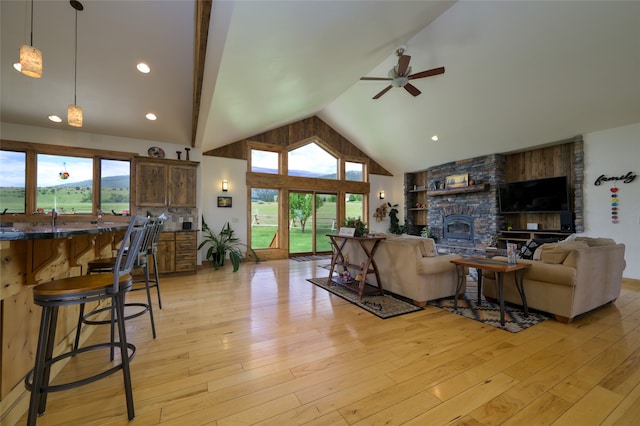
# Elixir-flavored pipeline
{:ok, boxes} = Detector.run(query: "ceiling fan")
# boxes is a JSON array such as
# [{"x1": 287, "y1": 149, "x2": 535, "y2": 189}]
[{"x1": 360, "y1": 48, "x2": 445, "y2": 99}]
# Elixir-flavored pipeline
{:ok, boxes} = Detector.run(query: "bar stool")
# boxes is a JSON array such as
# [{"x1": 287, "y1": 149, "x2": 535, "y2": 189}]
[
  {"x1": 74, "y1": 218, "x2": 164, "y2": 356},
  {"x1": 24, "y1": 216, "x2": 148, "y2": 425}
]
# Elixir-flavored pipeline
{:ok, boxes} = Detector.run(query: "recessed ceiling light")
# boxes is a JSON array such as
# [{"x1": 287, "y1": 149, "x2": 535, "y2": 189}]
[
  {"x1": 13, "y1": 62, "x2": 21, "y2": 72},
  {"x1": 48, "y1": 115, "x2": 62, "y2": 123},
  {"x1": 146, "y1": 113, "x2": 157, "y2": 121},
  {"x1": 137, "y1": 62, "x2": 150, "y2": 73},
  {"x1": 431, "y1": 135, "x2": 439, "y2": 142}
]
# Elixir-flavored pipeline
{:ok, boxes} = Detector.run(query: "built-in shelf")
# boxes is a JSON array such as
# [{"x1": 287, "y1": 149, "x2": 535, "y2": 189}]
[
  {"x1": 409, "y1": 208, "x2": 428, "y2": 211},
  {"x1": 427, "y1": 183, "x2": 490, "y2": 197},
  {"x1": 498, "y1": 230, "x2": 572, "y2": 247}
]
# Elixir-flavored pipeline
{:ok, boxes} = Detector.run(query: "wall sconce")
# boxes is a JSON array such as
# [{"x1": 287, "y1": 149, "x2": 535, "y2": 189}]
[
  {"x1": 222, "y1": 179, "x2": 228, "y2": 192},
  {"x1": 378, "y1": 191, "x2": 385, "y2": 199}
]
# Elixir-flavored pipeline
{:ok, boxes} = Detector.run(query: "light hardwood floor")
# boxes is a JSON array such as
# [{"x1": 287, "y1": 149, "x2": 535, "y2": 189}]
[{"x1": 16, "y1": 259, "x2": 640, "y2": 425}]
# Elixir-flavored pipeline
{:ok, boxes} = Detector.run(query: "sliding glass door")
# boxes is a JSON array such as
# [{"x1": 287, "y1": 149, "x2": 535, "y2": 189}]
[{"x1": 289, "y1": 191, "x2": 336, "y2": 256}]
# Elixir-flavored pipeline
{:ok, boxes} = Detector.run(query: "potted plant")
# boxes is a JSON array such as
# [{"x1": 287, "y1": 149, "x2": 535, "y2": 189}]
[
  {"x1": 420, "y1": 226, "x2": 431, "y2": 238},
  {"x1": 198, "y1": 217, "x2": 258, "y2": 271},
  {"x1": 387, "y1": 203, "x2": 407, "y2": 234},
  {"x1": 343, "y1": 217, "x2": 368, "y2": 237}
]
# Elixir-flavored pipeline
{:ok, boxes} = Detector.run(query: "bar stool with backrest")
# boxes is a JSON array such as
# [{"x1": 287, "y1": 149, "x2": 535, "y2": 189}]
[
  {"x1": 74, "y1": 217, "x2": 164, "y2": 357},
  {"x1": 24, "y1": 216, "x2": 148, "y2": 425}
]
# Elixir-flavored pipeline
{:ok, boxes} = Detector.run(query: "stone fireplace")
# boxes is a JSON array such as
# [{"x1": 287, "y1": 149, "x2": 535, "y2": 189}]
[
  {"x1": 443, "y1": 214, "x2": 474, "y2": 240},
  {"x1": 425, "y1": 154, "x2": 504, "y2": 251}
]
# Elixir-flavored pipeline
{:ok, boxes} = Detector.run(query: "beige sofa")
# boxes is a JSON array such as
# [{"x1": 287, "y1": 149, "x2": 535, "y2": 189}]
[
  {"x1": 338, "y1": 234, "x2": 463, "y2": 306},
  {"x1": 482, "y1": 237, "x2": 626, "y2": 322}
]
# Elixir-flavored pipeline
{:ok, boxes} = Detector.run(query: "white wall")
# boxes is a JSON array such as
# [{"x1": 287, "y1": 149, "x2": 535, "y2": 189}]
[
  {"x1": 368, "y1": 174, "x2": 398, "y2": 234},
  {"x1": 200, "y1": 156, "x2": 248, "y2": 248},
  {"x1": 583, "y1": 122, "x2": 640, "y2": 279}
]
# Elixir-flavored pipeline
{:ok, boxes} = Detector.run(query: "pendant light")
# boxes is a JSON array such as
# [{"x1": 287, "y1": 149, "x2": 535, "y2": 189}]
[
  {"x1": 19, "y1": 0, "x2": 42, "y2": 78},
  {"x1": 68, "y1": 0, "x2": 83, "y2": 127}
]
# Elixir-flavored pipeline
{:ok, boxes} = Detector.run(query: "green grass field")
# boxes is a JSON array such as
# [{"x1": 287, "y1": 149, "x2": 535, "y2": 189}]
[
  {"x1": 0, "y1": 187, "x2": 129, "y2": 214},
  {"x1": 251, "y1": 200, "x2": 363, "y2": 252}
]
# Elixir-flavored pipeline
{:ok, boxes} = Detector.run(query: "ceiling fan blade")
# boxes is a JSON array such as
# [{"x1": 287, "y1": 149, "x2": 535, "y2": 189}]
[
  {"x1": 373, "y1": 85, "x2": 393, "y2": 99},
  {"x1": 408, "y1": 66, "x2": 445, "y2": 80},
  {"x1": 404, "y1": 83, "x2": 421, "y2": 97},
  {"x1": 397, "y1": 55, "x2": 411, "y2": 76},
  {"x1": 360, "y1": 77, "x2": 392, "y2": 81}
]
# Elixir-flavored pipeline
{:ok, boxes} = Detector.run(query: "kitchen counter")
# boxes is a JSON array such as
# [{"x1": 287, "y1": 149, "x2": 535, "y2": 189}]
[{"x1": 0, "y1": 223, "x2": 129, "y2": 240}]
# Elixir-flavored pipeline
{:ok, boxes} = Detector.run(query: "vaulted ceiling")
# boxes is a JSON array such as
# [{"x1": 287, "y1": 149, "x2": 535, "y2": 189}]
[{"x1": 2, "y1": 1, "x2": 639, "y2": 176}]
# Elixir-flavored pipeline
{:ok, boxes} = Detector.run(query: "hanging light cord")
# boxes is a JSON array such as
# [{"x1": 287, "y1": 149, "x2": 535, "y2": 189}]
[
  {"x1": 73, "y1": 7, "x2": 78, "y2": 105},
  {"x1": 29, "y1": 0, "x2": 34, "y2": 46}
]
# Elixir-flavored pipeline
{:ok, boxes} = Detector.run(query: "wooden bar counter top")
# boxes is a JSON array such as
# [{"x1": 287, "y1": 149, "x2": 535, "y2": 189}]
[{"x1": 0, "y1": 218, "x2": 129, "y2": 424}]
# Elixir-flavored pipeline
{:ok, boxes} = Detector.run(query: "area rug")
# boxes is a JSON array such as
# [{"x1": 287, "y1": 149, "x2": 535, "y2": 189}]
[
  {"x1": 306, "y1": 277, "x2": 423, "y2": 319},
  {"x1": 428, "y1": 280, "x2": 548, "y2": 333},
  {"x1": 291, "y1": 254, "x2": 333, "y2": 262}
]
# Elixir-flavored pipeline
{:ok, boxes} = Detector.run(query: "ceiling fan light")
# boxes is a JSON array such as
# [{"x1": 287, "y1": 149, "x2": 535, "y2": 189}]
[
  {"x1": 19, "y1": 44, "x2": 42, "y2": 78},
  {"x1": 392, "y1": 76, "x2": 408, "y2": 88},
  {"x1": 68, "y1": 104, "x2": 83, "y2": 127}
]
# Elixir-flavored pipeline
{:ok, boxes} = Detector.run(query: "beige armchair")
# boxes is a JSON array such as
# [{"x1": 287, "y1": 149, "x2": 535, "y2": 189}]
[{"x1": 482, "y1": 237, "x2": 626, "y2": 322}]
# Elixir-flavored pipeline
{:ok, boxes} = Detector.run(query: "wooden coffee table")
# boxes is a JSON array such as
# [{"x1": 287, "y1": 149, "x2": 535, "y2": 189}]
[{"x1": 450, "y1": 257, "x2": 531, "y2": 326}]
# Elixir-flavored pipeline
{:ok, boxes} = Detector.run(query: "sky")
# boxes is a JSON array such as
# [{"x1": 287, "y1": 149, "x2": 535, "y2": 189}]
[
  {"x1": 0, "y1": 151, "x2": 129, "y2": 187},
  {"x1": 251, "y1": 142, "x2": 363, "y2": 176}
]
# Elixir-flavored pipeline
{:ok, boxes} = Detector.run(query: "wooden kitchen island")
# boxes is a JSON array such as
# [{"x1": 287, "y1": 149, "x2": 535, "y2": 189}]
[{"x1": 0, "y1": 221, "x2": 129, "y2": 425}]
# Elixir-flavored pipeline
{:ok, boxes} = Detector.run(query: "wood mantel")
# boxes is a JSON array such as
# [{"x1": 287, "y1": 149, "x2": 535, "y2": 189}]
[{"x1": 427, "y1": 183, "x2": 490, "y2": 196}]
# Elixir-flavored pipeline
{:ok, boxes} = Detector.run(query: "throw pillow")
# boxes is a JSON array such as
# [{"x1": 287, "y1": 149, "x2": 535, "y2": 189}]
[
  {"x1": 538, "y1": 241, "x2": 589, "y2": 264},
  {"x1": 519, "y1": 239, "x2": 539, "y2": 260}
]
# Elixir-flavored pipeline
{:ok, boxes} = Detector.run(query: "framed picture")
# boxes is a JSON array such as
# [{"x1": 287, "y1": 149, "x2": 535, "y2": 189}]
[
  {"x1": 338, "y1": 227, "x2": 356, "y2": 237},
  {"x1": 445, "y1": 173, "x2": 469, "y2": 189},
  {"x1": 217, "y1": 196, "x2": 232, "y2": 208}
]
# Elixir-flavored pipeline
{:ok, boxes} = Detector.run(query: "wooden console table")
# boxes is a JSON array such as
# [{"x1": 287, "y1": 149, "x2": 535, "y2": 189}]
[
  {"x1": 326, "y1": 234, "x2": 386, "y2": 300},
  {"x1": 450, "y1": 257, "x2": 531, "y2": 326}
]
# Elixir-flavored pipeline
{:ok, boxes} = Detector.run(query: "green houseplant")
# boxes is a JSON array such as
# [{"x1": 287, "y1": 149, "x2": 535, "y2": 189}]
[
  {"x1": 198, "y1": 217, "x2": 258, "y2": 271},
  {"x1": 387, "y1": 203, "x2": 407, "y2": 234},
  {"x1": 343, "y1": 217, "x2": 368, "y2": 237}
]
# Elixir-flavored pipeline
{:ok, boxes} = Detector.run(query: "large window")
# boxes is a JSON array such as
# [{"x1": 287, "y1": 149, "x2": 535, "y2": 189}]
[
  {"x1": 0, "y1": 150, "x2": 26, "y2": 213},
  {"x1": 0, "y1": 141, "x2": 133, "y2": 216},
  {"x1": 346, "y1": 193, "x2": 365, "y2": 223},
  {"x1": 251, "y1": 188, "x2": 279, "y2": 249},
  {"x1": 246, "y1": 139, "x2": 370, "y2": 257},
  {"x1": 288, "y1": 142, "x2": 337, "y2": 179},
  {"x1": 36, "y1": 154, "x2": 93, "y2": 214},
  {"x1": 251, "y1": 149, "x2": 279, "y2": 174},
  {"x1": 346, "y1": 161, "x2": 364, "y2": 182},
  {"x1": 100, "y1": 159, "x2": 131, "y2": 214}
]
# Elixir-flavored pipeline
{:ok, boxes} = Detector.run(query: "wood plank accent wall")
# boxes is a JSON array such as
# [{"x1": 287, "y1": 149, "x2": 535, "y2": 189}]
[
  {"x1": 203, "y1": 116, "x2": 393, "y2": 176},
  {"x1": 503, "y1": 136, "x2": 583, "y2": 231}
]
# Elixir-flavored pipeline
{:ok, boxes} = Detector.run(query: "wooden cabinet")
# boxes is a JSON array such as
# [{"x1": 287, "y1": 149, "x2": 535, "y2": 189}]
[
  {"x1": 154, "y1": 231, "x2": 197, "y2": 274},
  {"x1": 156, "y1": 232, "x2": 176, "y2": 273},
  {"x1": 136, "y1": 161, "x2": 168, "y2": 206},
  {"x1": 169, "y1": 165, "x2": 197, "y2": 207},
  {"x1": 175, "y1": 231, "x2": 197, "y2": 272},
  {"x1": 135, "y1": 157, "x2": 198, "y2": 208}
]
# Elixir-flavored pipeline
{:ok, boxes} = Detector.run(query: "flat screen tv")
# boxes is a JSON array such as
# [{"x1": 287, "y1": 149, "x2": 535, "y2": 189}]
[{"x1": 498, "y1": 176, "x2": 570, "y2": 213}]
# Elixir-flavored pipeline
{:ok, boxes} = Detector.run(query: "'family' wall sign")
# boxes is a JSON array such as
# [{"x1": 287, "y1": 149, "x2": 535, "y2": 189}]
[
  {"x1": 594, "y1": 171, "x2": 636, "y2": 186},
  {"x1": 594, "y1": 171, "x2": 636, "y2": 224}
]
